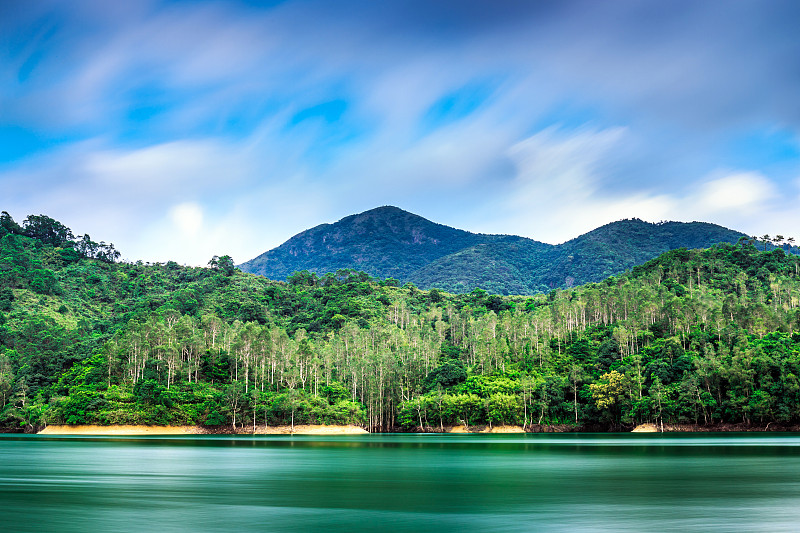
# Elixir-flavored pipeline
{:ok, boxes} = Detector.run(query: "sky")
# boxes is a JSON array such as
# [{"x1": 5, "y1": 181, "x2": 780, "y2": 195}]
[{"x1": 1, "y1": 0, "x2": 799, "y2": 266}]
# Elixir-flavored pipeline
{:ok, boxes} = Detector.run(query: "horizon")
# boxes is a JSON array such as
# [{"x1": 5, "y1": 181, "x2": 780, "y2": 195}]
[
  {"x1": 2, "y1": 0, "x2": 799, "y2": 266},
  {"x1": 3, "y1": 204, "x2": 764, "y2": 268},
  {"x1": 242, "y1": 205, "x2": 760, "y2": 264}
]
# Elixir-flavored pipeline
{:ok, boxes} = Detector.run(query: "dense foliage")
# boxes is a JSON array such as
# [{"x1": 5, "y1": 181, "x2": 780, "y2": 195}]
[
  {"x1": 239, "y1": 206, "x2": 748, "y2": 295},
  {"x1": 2, "y1": 213, "x2": 800, "y2": 432}
]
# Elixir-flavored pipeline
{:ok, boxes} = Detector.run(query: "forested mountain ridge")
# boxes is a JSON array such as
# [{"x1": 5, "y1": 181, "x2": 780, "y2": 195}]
[
  {"x1": 2, "y1": 211, "x2": 800, "y2": 433},
  {"x1": 239, "y1": 206, "x2": 544, "y2": 283},
  {"x1": 240, "y1": 206, "x2": 748, "y2": 294}
]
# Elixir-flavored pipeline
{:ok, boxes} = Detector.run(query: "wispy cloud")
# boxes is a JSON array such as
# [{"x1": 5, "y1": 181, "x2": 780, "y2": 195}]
[{"x1": 1, "y1": 0, "x2": 799, "y2": 263}]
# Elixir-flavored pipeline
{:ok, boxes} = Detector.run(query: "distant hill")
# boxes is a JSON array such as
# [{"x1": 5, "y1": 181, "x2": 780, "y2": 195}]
[{"x1": 239, "y1": 206, "x2": 748, "y2": 294}]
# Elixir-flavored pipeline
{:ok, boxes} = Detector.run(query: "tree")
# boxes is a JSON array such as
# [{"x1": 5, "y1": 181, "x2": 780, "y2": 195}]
[
  {"x1": 288, "y1": 270, "x2": 319, "y2": 287},
  {"x1": 448, "y1": 394, "x2": 482, "y2": 428},
  {"x1": 0, "y1": 353, "x2": 13, "y2": 408},
  {"x1": 486, "y1": 393, "x2": 520, "y2": 427},
  {"x1": 209, "y1": 255, "x2": 237, "y2": 276},
  {"x1": 590, "y1": 371, "x2": 627, "y2": 410},
  {"x1": 0, "y1": 212, "x2": 22, "y2": 236},
  {"x1": 761, "y1": 235, "x2": 771, "y2": 251},
  {"x1": 423, "y1": 360, "x2": 466, "y2": 391},
  {"x1": 224, "y1": 381, "x2": 246, "y2": 430},
  {"x1": 73, "y1": 234, "x2": 120, "y2": 262},
  {"x1": 569, "y1": 363, "x2": 587, "y2": 423},
  {"x1": 22, "y1": 215, "x2": 74, "y2": 247},
  {"x1": 649, "y1": 376, "x2": 666, "y2": 430},
  {"x1": 276, "y1": 389, "x2": 305, "y2": 430}
]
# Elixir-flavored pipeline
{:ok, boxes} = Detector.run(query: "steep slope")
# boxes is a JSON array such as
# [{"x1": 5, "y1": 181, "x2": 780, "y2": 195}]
[{"x1": 239, "y1": 206, "x2": 549, "y2": 281}]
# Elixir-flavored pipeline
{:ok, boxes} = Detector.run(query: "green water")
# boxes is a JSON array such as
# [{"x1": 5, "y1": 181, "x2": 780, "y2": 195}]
[{"x1": 1, "y1": 433, "x2": 800, "y2": 532}]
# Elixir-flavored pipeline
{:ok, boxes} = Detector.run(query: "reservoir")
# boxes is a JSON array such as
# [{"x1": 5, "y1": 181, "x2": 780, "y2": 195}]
[{"x1": 1, "y1": 433, "x2": 799, "y2": 532}]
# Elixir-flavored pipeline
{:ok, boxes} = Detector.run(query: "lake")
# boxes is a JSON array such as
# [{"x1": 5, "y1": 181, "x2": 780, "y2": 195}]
[{"x1": 1, "y1": 433, "x2": 800, "y2": 532}]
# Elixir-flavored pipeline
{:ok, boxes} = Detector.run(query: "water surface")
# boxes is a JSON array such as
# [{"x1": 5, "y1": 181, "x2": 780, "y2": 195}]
[{"x1": 2, "y1": 433, "x2": 799, "y2": 532}]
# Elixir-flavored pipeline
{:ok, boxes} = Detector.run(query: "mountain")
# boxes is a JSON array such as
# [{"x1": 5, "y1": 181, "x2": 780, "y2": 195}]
[
  {"x1": 239, "y1": 206, "x2": 748, "y2": 294},
  {"x1": 239, "y1": 206, "x2": 548, "y2": 282}
]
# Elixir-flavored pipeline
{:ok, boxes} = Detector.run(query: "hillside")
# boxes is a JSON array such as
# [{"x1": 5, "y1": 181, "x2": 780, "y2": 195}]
[
  {"x1": 2, "y1": 211, "x2": 800, "y2": 433},
  {"x1": 240, "y1": 207, "x2": 748, "y2": 294}
]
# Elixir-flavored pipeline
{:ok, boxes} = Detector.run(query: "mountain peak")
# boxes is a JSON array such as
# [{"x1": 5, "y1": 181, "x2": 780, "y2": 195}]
[
  {"x1": 357, "y1": 205, "x2": 407, "y2": 215},
  {"x1": 338, "y1": 205, "x2": 429, "y2": 227},
  {"x1": 238, "y1": 206, "x2": 503, "y2": 281}
]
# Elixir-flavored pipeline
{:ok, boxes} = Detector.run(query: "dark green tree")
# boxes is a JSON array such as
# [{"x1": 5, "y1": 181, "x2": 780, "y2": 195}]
[
  {"x1": 209, "y1": 255, "x2": 237, "y2": 276},
  {"x1": 22, "y1": 215, "x2": 74, "y2": 247}
]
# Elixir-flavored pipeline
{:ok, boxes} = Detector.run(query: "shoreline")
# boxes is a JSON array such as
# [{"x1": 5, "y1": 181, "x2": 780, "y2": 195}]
[
  {"x1": 631, "y1": 422, "x2": 800, "y2": 433},
  {"x1": 37, "y1": 424, "x2": 369, "y2": 435},
  {"x1": 32, "y1": 422, "x2": 800, "y2": 436},
  {"x1": 36, "y1": 424, "x2": 538, "y2": 435}
]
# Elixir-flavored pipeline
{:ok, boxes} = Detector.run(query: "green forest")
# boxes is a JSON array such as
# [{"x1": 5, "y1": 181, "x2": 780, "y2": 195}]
[{"x1": 1, "y1": 212, "x2": 799, "y2": 432}]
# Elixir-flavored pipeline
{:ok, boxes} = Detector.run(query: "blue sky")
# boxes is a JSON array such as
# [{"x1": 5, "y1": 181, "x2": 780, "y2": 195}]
[{"x1": 1, "y1": 0, "x2": 799, "y2": 265}]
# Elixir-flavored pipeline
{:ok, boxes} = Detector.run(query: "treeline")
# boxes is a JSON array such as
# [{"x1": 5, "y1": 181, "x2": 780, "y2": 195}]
[
  {"x1": 1, "y1": 212, "x2": 120, "y2": 265},
  {"x1": 1, "y1": 213, "x2": 799, "y2": 431}
]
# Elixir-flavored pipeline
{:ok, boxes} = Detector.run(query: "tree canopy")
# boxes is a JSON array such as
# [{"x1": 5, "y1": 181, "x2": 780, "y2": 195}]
[{"x1": 1, "y1": 213, "x2": 799, "y2": 432}]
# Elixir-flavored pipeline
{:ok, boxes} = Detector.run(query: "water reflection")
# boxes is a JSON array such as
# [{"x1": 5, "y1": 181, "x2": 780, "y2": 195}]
[{"x1": 2, "y1": 433, "x2": 800, "y2": 532}]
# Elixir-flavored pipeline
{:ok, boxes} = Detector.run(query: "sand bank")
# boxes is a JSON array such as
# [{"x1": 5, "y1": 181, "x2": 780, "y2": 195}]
[
  {"x1": 629, "y1": 422, "x2": 800, "y2": 432},
  {"x1": 39, "y1": 425, "x2": 201, "y2": 435},
  {"x1": 38, "y1": 424, "x2": 368, "y2": 435},
  {"x1": 251, "y1": 424, "x2": 368, "y2": 435},
  {"x1": 441, "y1": 425, "x2": 526, "y2": 433},
  {"x1": 485, "y1": 425, "x2": 526, "y2": 433},
  {"x1": 631, "y1": 423, "x2": 660, "y2": 433}
]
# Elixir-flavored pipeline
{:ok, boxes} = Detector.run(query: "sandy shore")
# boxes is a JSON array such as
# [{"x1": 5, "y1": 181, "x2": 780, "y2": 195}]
[
  {"x1": 438, "y1": 425, "x2": 526, "y2": 433},
  {"x1": 38, "y1": 424, "x2": 369, "y2": 435},
  {"x1": 250, "y1": 424, "x2": 368, "y2": 435},
  {"x1": 629, "y1": 422, "x2": 800, "y2": 432},
  {"x1": 49, "y1": 423, "x2": 786, "y2": 435},
  {"x1": 485, "y1": 425, "x2": 526, "y2": 433},
  {"x1": 40, "y1": 423, "x2": 790, "y2": 435},
  {"x1": 39, "y1": 425, "x2": 202, "y2": 435}
]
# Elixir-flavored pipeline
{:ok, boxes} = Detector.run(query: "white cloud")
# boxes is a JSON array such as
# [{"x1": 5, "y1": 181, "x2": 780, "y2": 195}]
[
  {"x1": 84, "y1": 140, "x2": 248, "y2": 194},
  {"x1": 0, "y1": 131, "x2": 340, "y2": 266},
  {"x1": 2, "y1": 121, "x2": 799, "y2": 268},
  {"x1": 477, "y1": 127, "x2": 799, "y2": 246},
  {"x1": 508, "y1": 126, "x2": 626, "y2": 195},
  {"x1": 694, "y1": 172, "x2": 776, "y2": 214},
  {"x1": 169, "y1": 202, "x2": 203, "y2": 237},
  {"x1": 673, "y1": 171, "x2": 797, "y2": 241},
  {"x1": 482, "y1": 126, "x2": 675, "y2": 243}
]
